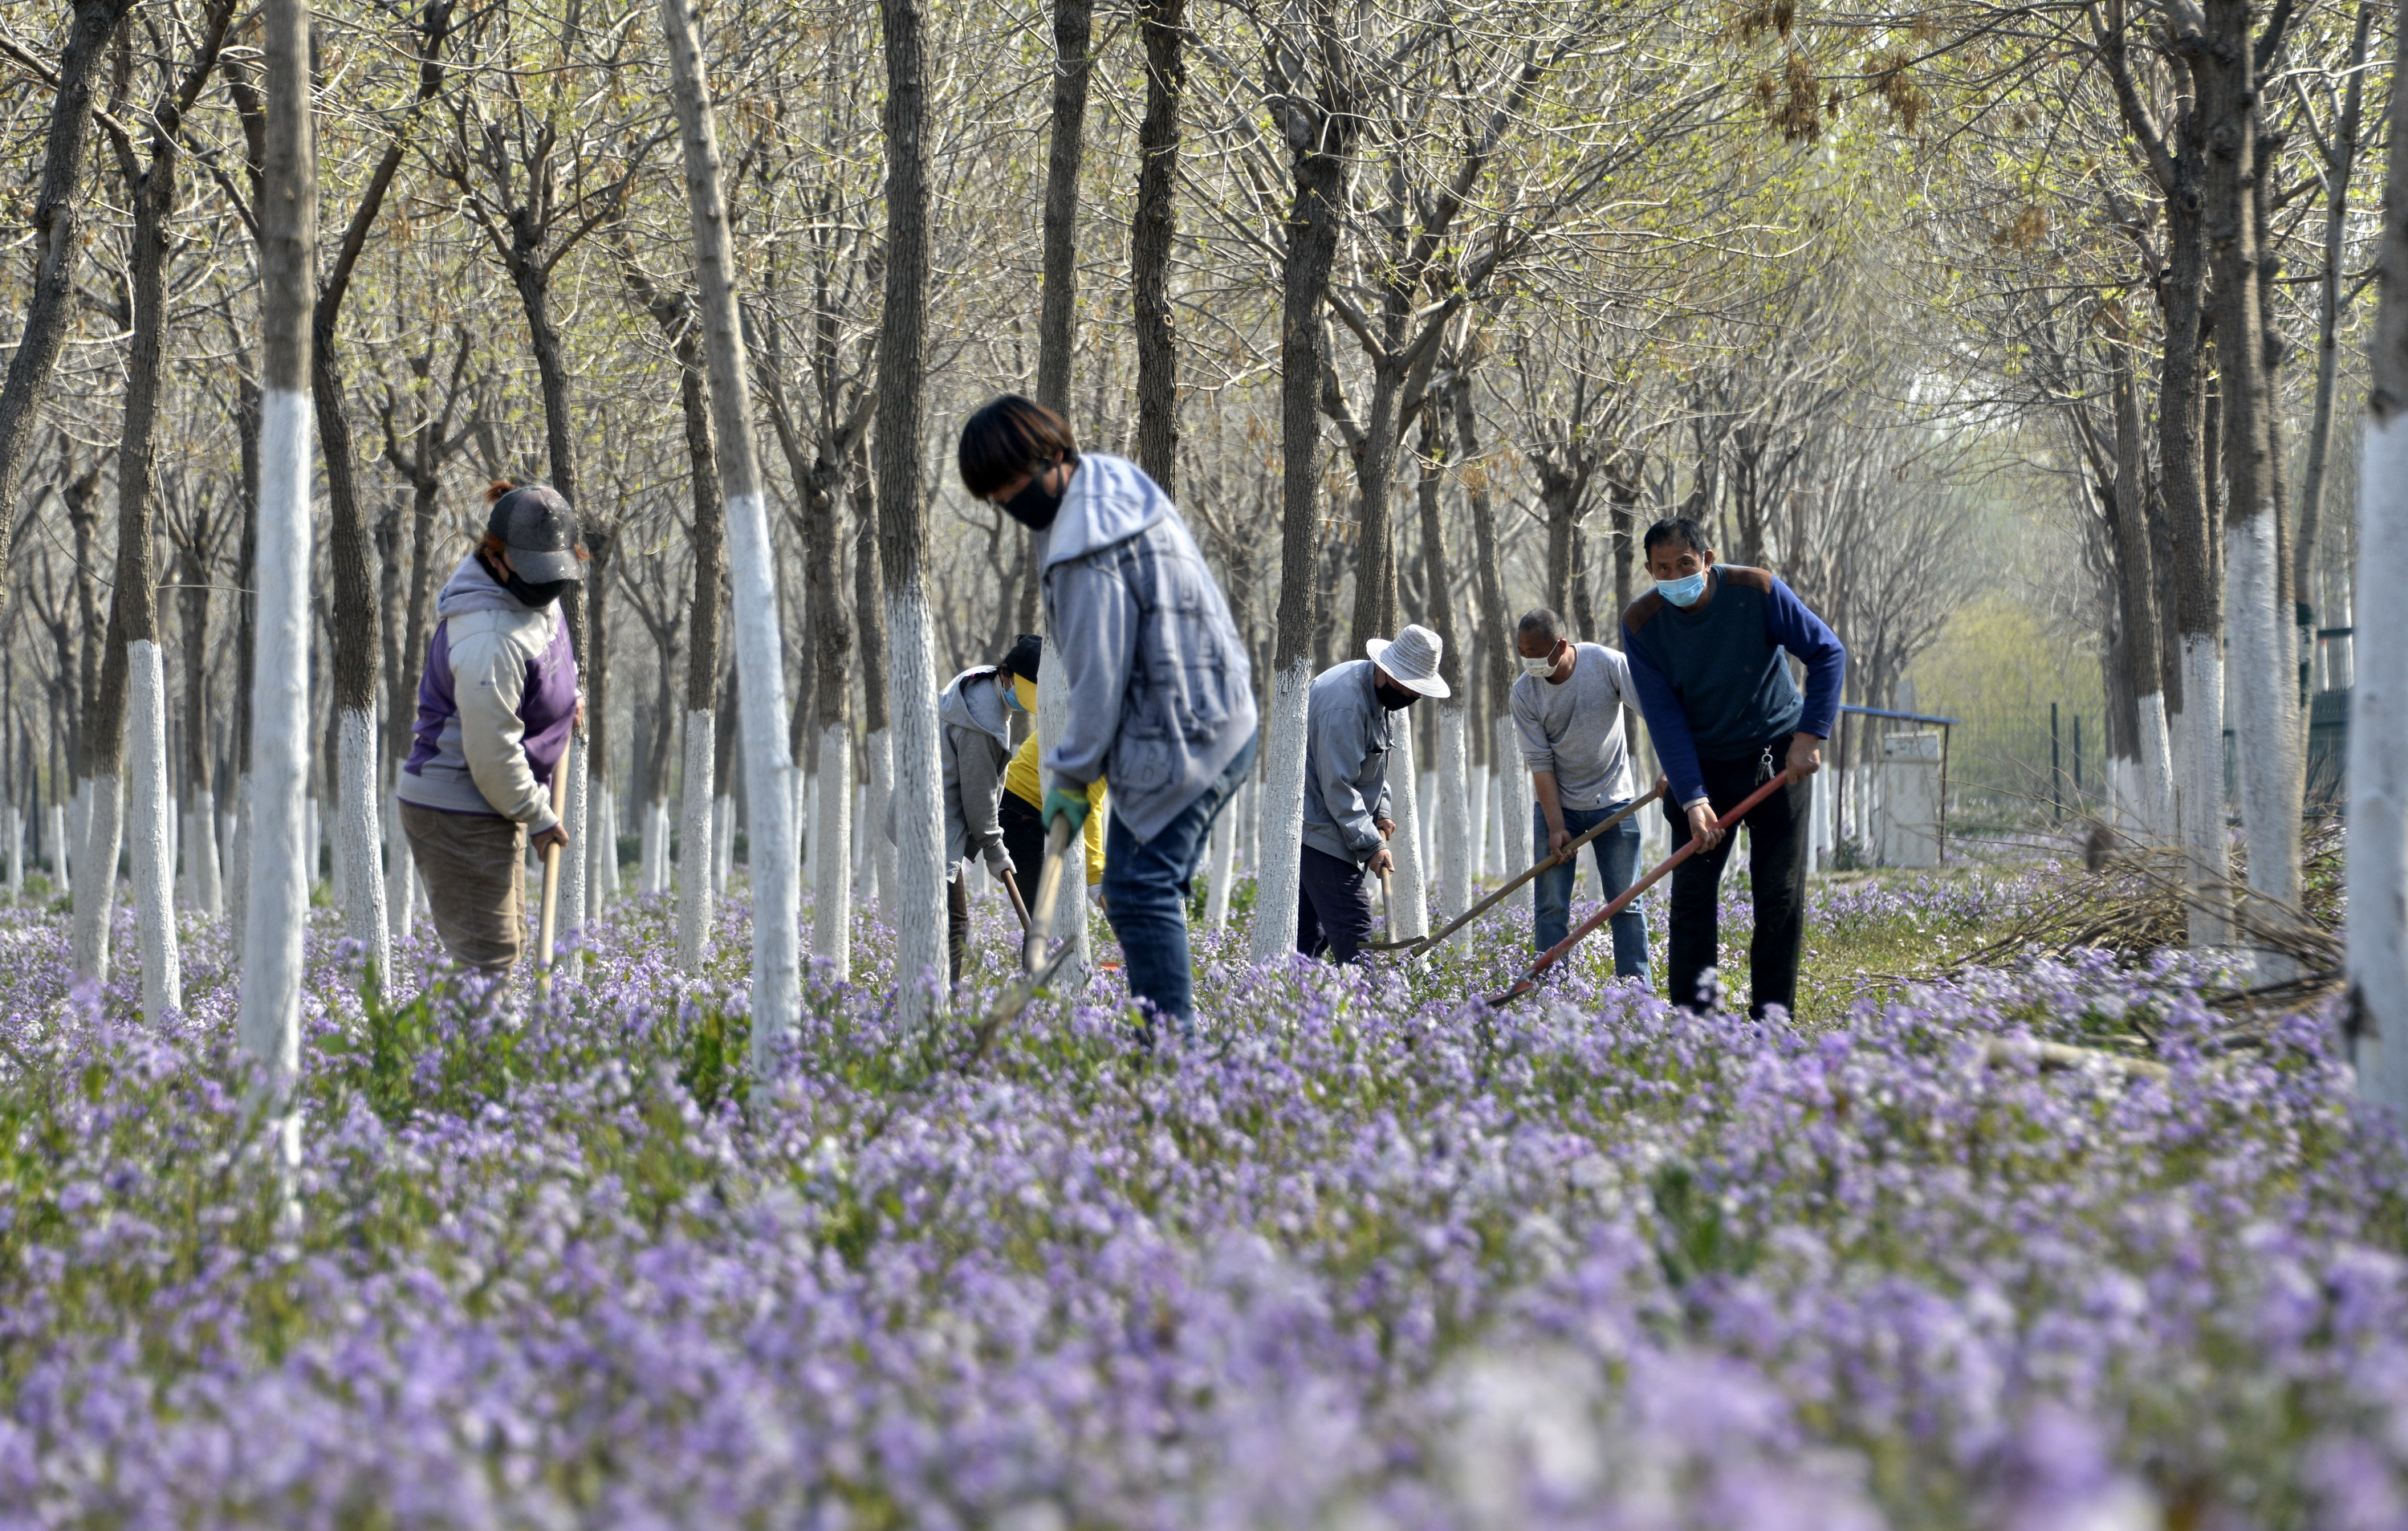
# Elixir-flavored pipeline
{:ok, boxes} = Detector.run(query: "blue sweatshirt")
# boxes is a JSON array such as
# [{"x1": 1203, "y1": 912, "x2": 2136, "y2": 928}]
[{"x1": 1621, "y1": 566, "x2": 1845, "y2": 809}]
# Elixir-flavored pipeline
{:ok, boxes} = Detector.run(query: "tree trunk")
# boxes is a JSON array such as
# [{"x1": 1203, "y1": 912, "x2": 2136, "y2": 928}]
[
  {"x1": 241, "y1": 0, "x2": 315, "y2": 1138},
  {"x1": 0, "y1": 0, "x2": 139, "y2": 625},
  {"x1": 853, "y1": 449, "x2": 893, "y2": 908},
  {"x1": 2346, "y1": 0, "x2": 2408, "y2": 1114},
  {"x1": 1035, "y1": 0, "x2": 1093, "y2": 417},
  {"x1": 1457, "y1": 371, "x2": 1531, "y2": 894},
  {"x1": 661, "y1": 0, "x2": 801, "y2": 1040},
  {"x1": 1130, "y1": 0, "x2": 1185, "y2": 486},
  {"x1": 180, "y1": 538, "x2": 222, "y2": 916},
  {"x1": 1345, "y1": 354, "x2": 1407, "y2": 647},
  {"x1": 2109, "y1": 318, "x2": 2177, "y2": 842},
  {"x1": 2198, "y1": 0, "x2": 2300, "y2": 943},
  {"x1": 2297, "y1": 0, "x2": 2376, "y2": 601},
  {"x1": 1418, "y1": 417, "x2": 1472, "y2": 930},
  {"x1": 673, "y1": 326, "x2": 722, "y2": 972},
  {"x1": 584, "y1": 530, "x2": 616, "y2": 910},
  {"x1": 875, "y1": 0, "x2": 944, "y2": 1023},
  {"x1": 2165, "y1": 218, "x2": 2228, "y2": 943},
  {"x1": 1249, "y1": 35, "x2": 1357, "y2": 962}
]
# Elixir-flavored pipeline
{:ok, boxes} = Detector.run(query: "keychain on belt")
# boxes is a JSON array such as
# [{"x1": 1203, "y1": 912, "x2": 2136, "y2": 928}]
[{"x1": 1755, "y1": 745, "x2": 1777, "y2": 786}]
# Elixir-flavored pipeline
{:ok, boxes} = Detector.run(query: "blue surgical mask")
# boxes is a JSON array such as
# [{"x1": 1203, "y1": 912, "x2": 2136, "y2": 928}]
[{"x1": 1656, "y1": 570, "x2": 1709, "y2": 608}]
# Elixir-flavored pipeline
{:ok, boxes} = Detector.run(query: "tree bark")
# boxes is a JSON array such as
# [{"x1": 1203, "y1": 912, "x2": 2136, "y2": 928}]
[
  {"x1": 661, "y1": 0, "x2": 801, "y2": 1042},
  {"x1": 2197, "y1": 0, "x2": 2300, "y2": 938},
  {"x1": 1035, "y1": 0, "x2": 1094, "y2": 417},
  {"x1": 875, "y1": 0, "x2": 945, "y2": 1023},
  {"x1": 241, "y1": 0, "x2": 317, "y2": 1137},
  {"x1": 0, "y1": 0, "x2": 140, "y2": 627},
  {"x1": 1417, "y1": 414, "x2": 1474, "y2": 931},
  {"x1": 1130, "y1": 0, "x2": 1185, "y2": 487},
  {"x1": 674, "y1": 322, "x2": 722, "y2": 972},
  {"x1": 2345, "y1": 0, "x2": 2408, "y2": 1114},
  {"x1": 1250, "y1": 6, "x2": 1358, "y2": 961},
  {"x1": 2109, "y1": 311, "x2": 2176, "y2": 841},
  {"x1": 2297, "y1": 0, "x2": 2376, "y2": 601}
]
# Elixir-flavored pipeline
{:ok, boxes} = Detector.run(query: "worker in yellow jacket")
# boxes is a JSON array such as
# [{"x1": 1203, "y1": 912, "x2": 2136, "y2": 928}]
[{"x1": 995, "y1": 634, "x2": 1105, "y2": 898}]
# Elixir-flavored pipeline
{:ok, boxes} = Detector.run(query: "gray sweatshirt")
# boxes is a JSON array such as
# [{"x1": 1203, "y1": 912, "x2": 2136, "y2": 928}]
[
  {"x1": 1040, "y1": 453, "x2": 1257, "y2": 843},
  {"x1": 938, "y1": 666, "x2": 1012, "y2": 873},
  {"x1": 1301, "y1": 659, "x2": 1393, "y2": 865},
  {"x1": 1511, "y1": 641, "x2": 1638, "y2": 811}
]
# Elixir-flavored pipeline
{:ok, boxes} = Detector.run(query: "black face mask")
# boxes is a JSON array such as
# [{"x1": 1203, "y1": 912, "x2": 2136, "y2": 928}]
[
  {"x1": 1375, "y1": 679, "x2": 1421, "y2": 711},
  {"x1": 1000, "y1": 464, "x2": 1065, "y2": 531},
  {"x1": 483, "y1": 552, "x2": 571, "y2": 609}
]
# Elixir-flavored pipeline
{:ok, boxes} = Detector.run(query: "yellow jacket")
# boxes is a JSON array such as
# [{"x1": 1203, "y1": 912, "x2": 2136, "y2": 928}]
[{"x1": 1006, "y1": 729, "x2": 1106, "y2": 884}]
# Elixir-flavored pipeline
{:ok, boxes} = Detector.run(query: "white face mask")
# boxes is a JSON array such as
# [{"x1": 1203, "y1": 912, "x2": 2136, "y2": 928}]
[{"x1": 1520, "y1": 650, "x2": 1557, "y2": 678}]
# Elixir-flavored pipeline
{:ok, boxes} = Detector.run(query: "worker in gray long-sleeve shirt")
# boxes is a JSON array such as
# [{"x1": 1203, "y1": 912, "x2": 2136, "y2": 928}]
[
  {"x1": 1299, "y1": 624, "x2": 1448, "y2": 963},
  {"x1": 1512, "y1": 606, "x2": 1652, "y2": 979}
]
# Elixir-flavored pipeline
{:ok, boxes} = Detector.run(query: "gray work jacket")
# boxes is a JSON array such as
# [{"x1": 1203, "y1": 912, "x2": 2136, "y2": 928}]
[{"x1": 1300, "y1": 659, "x2": 1392, "y2": 866}]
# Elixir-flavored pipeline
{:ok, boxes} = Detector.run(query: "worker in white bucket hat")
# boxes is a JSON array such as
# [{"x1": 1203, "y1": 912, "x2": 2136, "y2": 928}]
[{"x1": 1296, "y1": 623, "x2": 1447, "y2": 963}]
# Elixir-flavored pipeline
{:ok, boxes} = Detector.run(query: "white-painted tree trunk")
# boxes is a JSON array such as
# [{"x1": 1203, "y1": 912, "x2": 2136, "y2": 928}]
[
  {"x1": 884, "y1": 592, "x2": 947, "y2": 1027},
  {"x1": 218, "y1": 801, "x2": 236, "y2": 903},
  {"x1": 2134, "y1": 689, "x2": 2177, "y2": 844},
  {"x1": 589, "y1": 784, "x2": 617, "y2": 906},
  {"x1": 813, "y1": 724, "x2": 852, "y2": 979},
  {"x1": 71, "y1": 773, "x2": 122, "y2": 983},
  {"x1": 1494, "y1": 715, "x2": 1532, "y2": 906},
  {"x1": 852, "y1": 780, "x2": 871, "y2": 890},
  {"x1": 127, "y1": 642, "x2": 181, "y2": 1017},
  {"x1": 1247, "y1": 654, "x2": 1313, "y2": 963},
  {"x1": 336, "y1": 709, "x2": 390, "y2": 984},
  {"x1": 864, "y1": 727, "x2": 894, "y2": 908},
  {"x1": 225, "y1": 780, "x2": 247, "y2": 938},
  {"x1": 677, "y1": 711, "x2": 714, "y2": 973},
  {"x1": 1204, "y1": 795, "x2": 1237, "y2": 931},
  {"x1": 803, "y1": 769, "x2": 820, "y2": 887},
  {"x1": 239, "y1": 383, "x2": 313, "y2": 1134},
  {"x1": 306, "y1": 796, "x2": 321, "y2": 894},
  {"x1": 559, "y1": 732, "x2": 588, "y2": 946},
  {"x1": 1472, "y1": 762, "x2": 1493, "y2": 876},
  {"x1": 2350, "y1": 411, "x2": 2408, "y2": 1114},
  {"x1": 68, "y1": 780, "x2": 87, "y2": 888},
  {"x1": 1434, "y1": 699, "x2": 1471, "y2": 932},
  {"x1": 184, "y1": 788, "x2": 222, "y2": 914},
  {"x1": 328, "y1": 792, "x2": 345, "y2": 909},
  {"x1": 7, "y1": 800, "x2": 22, "y2": 896},
  {"x1": 713, "y1": 792, "x2": 734, "y2": 892},
  {"x1": 639, "y1": 797, "x2": 666, "y2": 893},
  {"x1": 2176, "y1": 635, "x2": 2231, "y2": 947},
  {"x1": 2227, "y1": 510, "x2": 2303, "y2": 950},
  {"x1": 383, "y1": 783, "x2": 413, "y2": 945},
  {"x1": 1386, "y1": 723, "x2": 1428, "y2": 941},
  {"x1": 49, "y1": 801, "x2": 68, "y2": 897}
]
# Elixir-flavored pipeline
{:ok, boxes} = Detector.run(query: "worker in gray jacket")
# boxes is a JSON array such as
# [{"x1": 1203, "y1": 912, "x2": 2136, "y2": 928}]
[
  {"x1": 1298, "y1": 624, "x2": 1448, "y2": 963},
  {"x1": 936, "y1": 661, "x2": 1021, "y2": 983},
  {"x1": 957, "y1": 394, "x2": 1257, "y2": 1035}
]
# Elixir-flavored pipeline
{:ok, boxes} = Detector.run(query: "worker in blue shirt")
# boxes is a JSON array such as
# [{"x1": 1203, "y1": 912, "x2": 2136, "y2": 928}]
[{"x1": 1621, "y1": 516, "x2": 1845, "y2": 1019}]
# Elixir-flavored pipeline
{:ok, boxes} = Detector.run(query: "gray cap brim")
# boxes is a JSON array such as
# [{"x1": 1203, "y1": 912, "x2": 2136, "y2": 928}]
[{"x1": 509, "y1": 548, "x2": 584, "y2": 583}]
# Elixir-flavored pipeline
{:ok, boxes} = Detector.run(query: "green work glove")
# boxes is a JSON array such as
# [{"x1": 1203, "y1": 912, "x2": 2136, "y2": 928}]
[{"x1": 1042, "y1": 787, "x2": 1091, "y2": 837}]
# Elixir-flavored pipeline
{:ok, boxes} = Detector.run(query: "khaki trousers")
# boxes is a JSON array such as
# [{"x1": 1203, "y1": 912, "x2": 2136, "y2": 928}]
[{"x1": 401, "y1": 801, "x2": 527, "y2": 975}]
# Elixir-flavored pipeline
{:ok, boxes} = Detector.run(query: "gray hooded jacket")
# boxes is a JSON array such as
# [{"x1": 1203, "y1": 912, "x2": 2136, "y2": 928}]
[
  {"x1": 1301, "y1": 659, "x2": 1393, "y2": 865},
  {"x1": 1040, "y1": 454, "x2": 1257, "y2": 843},
  {"x1": 939, "y1": 666, "x2": 1013, "y2": 873}
]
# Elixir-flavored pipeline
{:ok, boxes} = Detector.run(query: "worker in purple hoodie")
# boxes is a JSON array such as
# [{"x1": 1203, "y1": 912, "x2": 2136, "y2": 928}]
[
  {"x1": 1621, "y1": 515, "x2": 1844, "y2": 1020},
  {"x1": 397, "y1": 483, "x2": 584, "y2": 975}
]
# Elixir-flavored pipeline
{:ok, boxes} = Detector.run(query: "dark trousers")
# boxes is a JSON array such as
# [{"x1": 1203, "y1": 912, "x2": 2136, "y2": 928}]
[
  {"x1": 1100, "y1": 732, "x2": 1258, "y2": 1032},
  {"x1": 999, "y1": 791, "x2": 1046, "y2": 902},
  {"x1": 946, "y1": 873, "x2": 971, "y2": 985},
  {"x1": 1665, "y1": 746, "x2": 1811, "y2": 1019},
  {"x1": 1296, "y1": 845, "x2": 1377, "y2": 964}
]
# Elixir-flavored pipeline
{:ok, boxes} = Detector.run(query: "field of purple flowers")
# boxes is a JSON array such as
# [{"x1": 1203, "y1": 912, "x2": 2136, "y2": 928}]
[{"x1": 1, "y1": 875, "x2": 2402, "y2": 1529}]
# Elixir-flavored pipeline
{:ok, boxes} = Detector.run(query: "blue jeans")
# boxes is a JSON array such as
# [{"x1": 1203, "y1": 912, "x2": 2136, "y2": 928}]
[
  {"x1": 1531, "y1": 800, "x2": 1650, "y2": 979},
  {"x1": 1101, "y1": 731, "x2": 1259, "y2": 1033}
]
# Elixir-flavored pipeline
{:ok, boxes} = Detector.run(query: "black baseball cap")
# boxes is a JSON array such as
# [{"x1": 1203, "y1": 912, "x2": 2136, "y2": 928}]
[
  {"x1": 486, "y1": 484, "x2": 584, "y2": 584},
  {"x1": 1001, "y1": 633, "x2": 1043, "y2": 682}
]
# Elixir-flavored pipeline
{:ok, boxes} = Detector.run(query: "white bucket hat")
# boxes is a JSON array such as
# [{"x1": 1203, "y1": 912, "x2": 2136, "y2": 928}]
[{"x1": 1365, "y1": 623, "x2": 1450, "y2": 698}]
